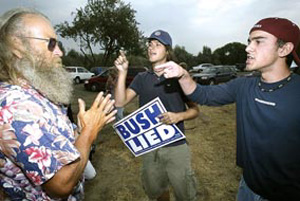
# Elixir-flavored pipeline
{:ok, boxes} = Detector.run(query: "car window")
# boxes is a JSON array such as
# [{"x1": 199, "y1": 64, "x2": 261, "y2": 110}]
[
  {"x1": 78, "y1": 68, "x2": 85, "y2": 73},
  {"x1": 96, "y1": 69, "x2": 109, "y2": 77},
  {"x1": 215, "y1": 68, "x2": 222, "y2": 73},
  {"x1": 66, "y1": 68, "x2": 76, "y2": 73},
  {"x1": 103, "y1": 70, "x2": 110, "y2": 76},
  {"x1": 222, "y1": 67, "x2": 228, "y2": 72},
  {"x1": 202, "y1": 68, "x2": 217, "y2": 73}
]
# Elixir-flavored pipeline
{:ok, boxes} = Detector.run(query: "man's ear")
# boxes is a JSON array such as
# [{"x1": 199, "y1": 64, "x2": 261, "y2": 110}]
[
  {"x1": 278, "y1": 42, "x2": 294, "y2": 58},
  {"x1": 10, "y1": 36, "x2": 24, "y2": 59}
]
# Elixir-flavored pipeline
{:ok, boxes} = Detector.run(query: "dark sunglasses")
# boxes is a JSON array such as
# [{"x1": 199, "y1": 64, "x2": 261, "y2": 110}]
[{"x1": 17, "y1": 36, "x2": 58, "y2": 52}]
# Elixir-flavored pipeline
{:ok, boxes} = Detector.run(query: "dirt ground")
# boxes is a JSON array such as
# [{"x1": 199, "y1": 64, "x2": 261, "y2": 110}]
[{"x1": 71, "y1": 84, "x2": 241, "y2": 201}]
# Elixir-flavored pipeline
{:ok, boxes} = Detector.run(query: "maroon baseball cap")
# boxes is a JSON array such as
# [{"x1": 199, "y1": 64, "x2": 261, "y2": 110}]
[{"x1": 250, "y1": 17, "x2": 300, "y2": 66}]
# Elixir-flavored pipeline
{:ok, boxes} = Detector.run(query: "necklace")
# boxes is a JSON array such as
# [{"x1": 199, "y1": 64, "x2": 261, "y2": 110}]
[{"x1": 258, "y1": 74, "x2": 292, "y2": 92}]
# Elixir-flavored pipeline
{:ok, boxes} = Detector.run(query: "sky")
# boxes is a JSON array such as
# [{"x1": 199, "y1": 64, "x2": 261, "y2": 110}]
[{"x1": 1, "y1": 0, "x2": 300, "y2": 55}]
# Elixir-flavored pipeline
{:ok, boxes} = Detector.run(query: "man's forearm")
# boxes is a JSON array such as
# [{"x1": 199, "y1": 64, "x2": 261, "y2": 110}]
[
  {"x1": 42, "y1": 127, "x2": 95, "y2": 198},
  {"x1": 114, "y1": 71, "x2": 127, "y2": 107},
  {"x1": 175, "y1": 106, "x2": 199, "y2": 122},
  {"x1": 178, "y1": 70, "x2": 197, "y2": 95}
]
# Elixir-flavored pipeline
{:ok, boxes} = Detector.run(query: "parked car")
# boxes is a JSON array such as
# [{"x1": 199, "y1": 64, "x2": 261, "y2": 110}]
[
  {"x1": 242, "y1": 71, "x2": 261, "y2": 77},
  {"x1": 188, "y1": 68, "x2": 202, "y2": 75},
  {"x1": 65, "y1": 66, "x2": 95, "y2": 84},
  {"x1": 191, "y1": 63, "x2": 214, "y2": 71},
  {"x1": 235, "y1": 63, "x2": 246, "y2": 71},
  {"x1": 84, "y1": 67, "x2": 147, "y2": 92},
  {"x1": 192, "y1": 65, "x2": 237, "y2": 85},
  {"x1": 90, "y1": 66, "x2": 109, "y2": 75}
]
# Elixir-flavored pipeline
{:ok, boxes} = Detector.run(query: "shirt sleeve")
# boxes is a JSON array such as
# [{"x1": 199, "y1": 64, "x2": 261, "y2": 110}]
[
  {"x1": 128, "y1": 72, "x2": 142, "y2": 94},
  {"x1": 5, "y1": 98, "x2": 80, "y2": 185},
  {"x1": 188, "y1": 77, "x2": 241, "y2": 106}
]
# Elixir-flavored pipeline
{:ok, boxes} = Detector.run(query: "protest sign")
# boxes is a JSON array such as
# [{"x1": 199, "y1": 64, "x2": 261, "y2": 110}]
[{"x1": 113, "y1": 97, "x2": 185, "y2": 157}]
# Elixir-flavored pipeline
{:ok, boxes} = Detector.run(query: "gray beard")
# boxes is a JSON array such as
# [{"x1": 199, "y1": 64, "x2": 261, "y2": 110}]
[{"x1": 21, "y1": 62, "x2": 73, "y2": 105}]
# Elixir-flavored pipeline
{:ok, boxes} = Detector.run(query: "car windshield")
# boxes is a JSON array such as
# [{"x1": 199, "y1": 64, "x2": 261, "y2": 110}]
[
  {"x1": 202, "y1": 68, "x2": 217, "y2": 73},
  {"x1": 96, "y1": 69, "x2": 110, "y2": 77}
]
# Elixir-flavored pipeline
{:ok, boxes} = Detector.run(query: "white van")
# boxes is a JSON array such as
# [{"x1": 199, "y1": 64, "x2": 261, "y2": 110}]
[{"x1": 65, "y1": 66, "x2": 95, "y2": 84}]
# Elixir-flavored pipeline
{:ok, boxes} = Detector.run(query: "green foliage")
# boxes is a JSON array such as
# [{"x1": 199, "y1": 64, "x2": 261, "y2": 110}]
[
  {"x1": 62, "y1": 41, "x2": 247, "y2": 69},
  {"x1": 55, "y1": 0, "x2": 144, "y2": 66},
  {"x1": 213, "y1": 42, "x2": 247, "y2": 65},
  {"x1": 173, "y1": 45, "x2": 195, "y2": 70},
  {"x1": 196, "y1": 46, "x2": 213, "y2": 65},
  {"x1": 173, "y1": 43, "x2": 247, "y2": 68},
  {"x1": 62, "y1": 49, "x2": 85, "y2": 67},
  {"x1": 127, "y1": 55, "x2": 149, "y2": 67}
]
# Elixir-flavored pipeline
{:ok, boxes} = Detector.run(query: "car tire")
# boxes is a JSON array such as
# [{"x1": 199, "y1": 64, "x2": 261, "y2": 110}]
[
  {"x1": 208, "y1": 79, "x2": 215, "y2": 85},
  {"x1": 74, "y1": 77, "x2": 81, "y2": 84},
  {"x1": 90, "y1": 84, "x2": 99, "y2": 92}
]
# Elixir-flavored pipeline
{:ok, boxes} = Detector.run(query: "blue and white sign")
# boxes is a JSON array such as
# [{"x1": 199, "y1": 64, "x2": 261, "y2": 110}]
[{"x1": 113, "y1": 97, "x2": 185, "y2": 157}]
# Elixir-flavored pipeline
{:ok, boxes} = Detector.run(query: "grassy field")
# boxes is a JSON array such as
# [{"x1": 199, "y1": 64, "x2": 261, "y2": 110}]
[{"x1": 71, "y1": 84, "x2": 241, "y2": 201}]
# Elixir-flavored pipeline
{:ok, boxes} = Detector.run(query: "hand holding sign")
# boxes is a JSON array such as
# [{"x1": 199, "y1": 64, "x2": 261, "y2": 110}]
[
  {"x1": 158, "y1": 112, "x2": 181, "y2": 125},
  {"x1": 154, "y1": 61, "x2": 186, "y2": 79}
]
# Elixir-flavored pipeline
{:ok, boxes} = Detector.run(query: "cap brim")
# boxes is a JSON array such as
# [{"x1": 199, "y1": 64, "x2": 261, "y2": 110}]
[{"x1": 148, "y1": 36, "x2": 168, "y2": 46}]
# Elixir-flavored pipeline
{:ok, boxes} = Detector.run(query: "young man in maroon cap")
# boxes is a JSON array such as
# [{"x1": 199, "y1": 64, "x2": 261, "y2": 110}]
[
  {"x1": 156, "y1": 18, "x2": 300, "y2": 201},
  {"x1": 114, "y1": 30, "x2": 199, "y2": 201}
]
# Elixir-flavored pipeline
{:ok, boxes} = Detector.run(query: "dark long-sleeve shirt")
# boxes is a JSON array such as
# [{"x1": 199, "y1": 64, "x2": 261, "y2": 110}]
[{"x1": 188, "y1": 74, "x2": 300, "y2": 201}]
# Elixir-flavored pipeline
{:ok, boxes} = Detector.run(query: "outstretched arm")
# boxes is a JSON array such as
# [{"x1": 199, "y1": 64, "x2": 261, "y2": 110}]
[
  {"x1": 114, "y1": 50, "x2": 137, "y2": 107},
  {"x1": 155, "y1": 61, "x2": 197, "y2": 95}
]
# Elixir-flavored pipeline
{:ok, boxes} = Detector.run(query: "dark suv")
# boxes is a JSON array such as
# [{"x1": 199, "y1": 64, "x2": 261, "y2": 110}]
[
  {"x1": 84, "y1": 67, "x2": 147, "y2": 92},
  {"x1": 192, "y1": 65, "x2": 237, "y2": 85}
]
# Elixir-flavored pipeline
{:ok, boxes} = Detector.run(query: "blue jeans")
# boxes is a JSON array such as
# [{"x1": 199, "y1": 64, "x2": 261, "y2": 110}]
[{"x1": 236, "y1": 176, "x2": 269, "y2": 201}]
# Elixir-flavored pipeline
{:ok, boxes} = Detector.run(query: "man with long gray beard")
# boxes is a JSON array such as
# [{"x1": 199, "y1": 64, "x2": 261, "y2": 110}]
[{"x1": 0, "y1": 8, "x2": 117, "y2": 200}]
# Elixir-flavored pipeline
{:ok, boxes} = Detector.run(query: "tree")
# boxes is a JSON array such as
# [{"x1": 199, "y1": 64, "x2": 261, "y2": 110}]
[
  {"x1": 62, "y1": 49, "x2": 85, "y2": 67},
  {"x1": 55, "y1": 0, "x2": 144, "y2": 66},
  {"x1": 193, "y1": 46, "x2": 214, "y2": 66},
  {"x1": 213, "y1": 42, "x2": 247, "y2": 65},
  {"x1": 173, "y1": 45, "x2": 195, "y2": 69}
]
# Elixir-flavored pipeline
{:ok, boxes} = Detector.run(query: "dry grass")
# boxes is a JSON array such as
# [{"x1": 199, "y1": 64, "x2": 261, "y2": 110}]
[{"x1": 71, "y1": 84, "x2": 241, "y2": 201}]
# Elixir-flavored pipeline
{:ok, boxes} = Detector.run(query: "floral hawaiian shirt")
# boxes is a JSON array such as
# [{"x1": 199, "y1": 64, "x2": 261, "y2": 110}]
[{"x1": 0, "y1": 80, "x2": 83, "y2": 200}]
